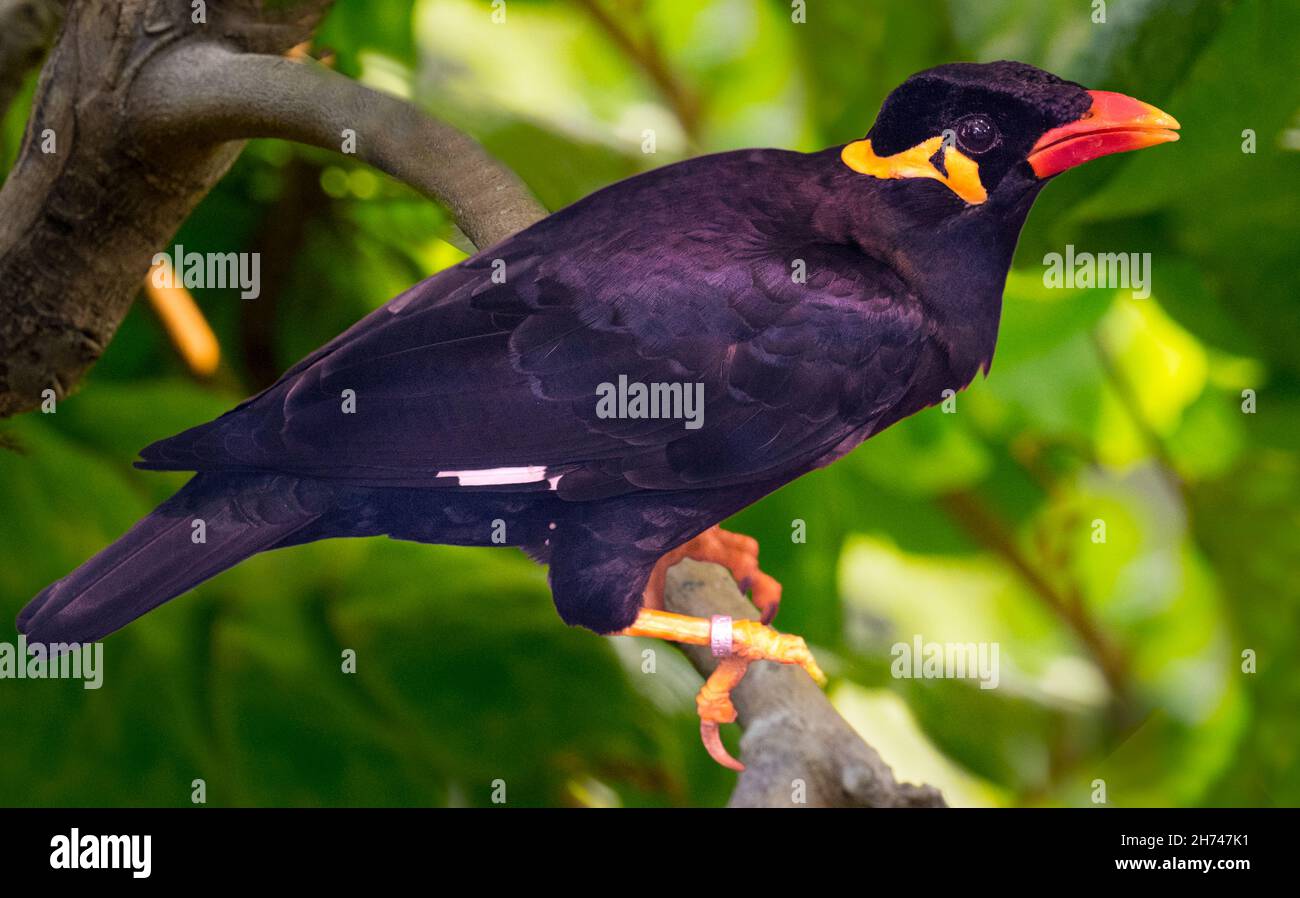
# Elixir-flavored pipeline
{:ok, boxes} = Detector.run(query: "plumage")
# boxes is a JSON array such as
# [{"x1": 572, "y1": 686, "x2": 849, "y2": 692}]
[{"x1": 19, "y1": 61, "x2": 1179, "y2": 656}]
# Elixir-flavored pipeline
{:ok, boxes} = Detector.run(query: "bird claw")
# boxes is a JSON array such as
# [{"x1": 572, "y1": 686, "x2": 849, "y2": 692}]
[
  {"x1": 730, "y1": 620, "x2": 827, "y2": 685},
  {"x1": 692, "y1": 621, "x2": 827, "y2": 771},
  {"x1": 696, "y1": 655, "x2": 748, "y2": 771},
  {"x1": 643, "y1": 527, "x2": 782, "y2": 623},
  {"x1": 618, "y1": 589, "x2": 823, "y2": 772},
  {"x1": 701, "y1": 720, "x2": 745, "y2": 772}
]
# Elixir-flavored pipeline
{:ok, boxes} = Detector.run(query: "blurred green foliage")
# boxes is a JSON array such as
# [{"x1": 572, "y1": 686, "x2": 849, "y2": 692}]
[{"x1": 1, "y1": 0, "x2": 1296, "y2": 807}]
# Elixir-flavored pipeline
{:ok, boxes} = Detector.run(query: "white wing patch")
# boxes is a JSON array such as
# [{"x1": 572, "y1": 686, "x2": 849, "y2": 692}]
[{"x1": 437, "y1": 465, "x2": 556, "y2": 487}]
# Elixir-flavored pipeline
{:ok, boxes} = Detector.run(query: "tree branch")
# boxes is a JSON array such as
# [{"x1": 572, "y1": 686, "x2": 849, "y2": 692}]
[
  {"x1": 572, "y1": 0, "x2": 702, "y2": 143},
  {"x1": 0, "y1": 0, "x2": 543, "y2": 419},
  {"x1": 663, "y1": 559, "x2": 946, "y2": 808},
  {"x1": 130, "y1": 44, "x2": 546, "y2": 250},
  {"x1": 939, "y1": 489, "x2": 1133, "y2": 706}
]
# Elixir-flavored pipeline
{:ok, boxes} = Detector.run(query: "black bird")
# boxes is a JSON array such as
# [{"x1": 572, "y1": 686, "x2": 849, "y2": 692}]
[{"x1": 19, "y1": 61, "x2": 1178, "y2": 769}]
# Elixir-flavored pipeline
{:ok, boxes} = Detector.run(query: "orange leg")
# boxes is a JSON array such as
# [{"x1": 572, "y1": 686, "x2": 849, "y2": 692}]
[
  {"x1": 618, "y1": 607, "x2": 826, "y2": 771},
  {"x1": 642, "y1": 526, "x2": 782, "y2": 624}
]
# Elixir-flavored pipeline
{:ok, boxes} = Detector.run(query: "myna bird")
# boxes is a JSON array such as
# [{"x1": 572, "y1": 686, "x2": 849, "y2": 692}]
[{"x1": 19, "y1": 61, "x2": 1178, "y2": 770}]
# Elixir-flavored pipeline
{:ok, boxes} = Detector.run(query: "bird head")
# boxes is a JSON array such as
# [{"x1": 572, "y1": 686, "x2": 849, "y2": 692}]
[{"x1": 842, "y1": 61, "x2": 1179, "y2": 210}]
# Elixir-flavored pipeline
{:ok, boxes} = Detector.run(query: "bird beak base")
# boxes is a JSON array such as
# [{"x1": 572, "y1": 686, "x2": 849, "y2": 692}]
[{"x1": 1028, "y1": 90, "x2": 1180, "y2": 178}]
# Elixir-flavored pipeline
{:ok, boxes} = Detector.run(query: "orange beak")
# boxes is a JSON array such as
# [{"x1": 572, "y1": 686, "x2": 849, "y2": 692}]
[{"x1": 1028, "y1": 90, "x2": 1180, "y2": 178}]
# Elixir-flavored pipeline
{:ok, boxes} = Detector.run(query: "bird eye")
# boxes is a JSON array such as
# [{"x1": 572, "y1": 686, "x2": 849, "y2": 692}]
[{"x1": 954, "y1": 114, "x2": 999, "y2": 154}]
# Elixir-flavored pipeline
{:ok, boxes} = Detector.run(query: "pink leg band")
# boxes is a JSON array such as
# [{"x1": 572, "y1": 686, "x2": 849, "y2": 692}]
[{"x1": 710, "y1": 615, "x2": 733, "y2": 657}]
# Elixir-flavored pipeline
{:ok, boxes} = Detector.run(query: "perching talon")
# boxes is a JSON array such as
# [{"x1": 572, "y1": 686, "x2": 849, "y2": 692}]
[{"x1": 618, "y1": 607, "x2": 827, "y2": 771}]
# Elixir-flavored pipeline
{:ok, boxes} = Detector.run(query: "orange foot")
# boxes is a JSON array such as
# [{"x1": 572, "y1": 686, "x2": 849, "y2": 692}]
[
  {"x1": 643, "y1": 526, "x2": 782, "y2": 624},
  {"x1": 618, "y1": 608, "x2": 826, "y2": 771}
]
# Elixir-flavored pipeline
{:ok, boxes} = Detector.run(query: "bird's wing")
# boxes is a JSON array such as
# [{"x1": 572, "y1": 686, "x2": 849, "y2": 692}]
[{"x1": 140, "y1": 204, "x2": 931, "y2": 499}]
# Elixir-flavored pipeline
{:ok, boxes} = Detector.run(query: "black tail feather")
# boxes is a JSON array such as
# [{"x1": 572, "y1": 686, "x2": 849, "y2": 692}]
[{"x1": 18, "y1": 473, "x2": 328, "y2": 644}]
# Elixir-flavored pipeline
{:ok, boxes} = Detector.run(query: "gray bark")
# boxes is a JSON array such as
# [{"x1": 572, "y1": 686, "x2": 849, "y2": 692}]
[
  {"x1": 665, "y1": 560, "x2": 946, "y2": 807},
  {"x1": 0, "y1": 0, "x2": 541, "y2": 417}
]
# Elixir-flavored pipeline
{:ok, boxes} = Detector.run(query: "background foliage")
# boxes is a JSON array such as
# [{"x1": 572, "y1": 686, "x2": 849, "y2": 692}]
[{"x1": 1, "y1": 0, "x2": 1296, "y2": 807}]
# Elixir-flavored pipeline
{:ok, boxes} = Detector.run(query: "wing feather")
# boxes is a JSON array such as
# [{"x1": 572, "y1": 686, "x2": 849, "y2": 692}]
[{"x1": 139, "y1": 151, "x2": 933, "y2": 498}]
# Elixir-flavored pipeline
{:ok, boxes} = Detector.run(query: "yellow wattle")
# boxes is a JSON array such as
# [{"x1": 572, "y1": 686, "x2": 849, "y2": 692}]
[{"x1": 841, "y1": 136, "x2": 988, "y2": 205}]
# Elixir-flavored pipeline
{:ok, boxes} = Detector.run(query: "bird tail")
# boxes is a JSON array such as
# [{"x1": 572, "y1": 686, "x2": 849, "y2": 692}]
[{"x1": 17, "y1": 472, "x2": 328, "y2": 645}]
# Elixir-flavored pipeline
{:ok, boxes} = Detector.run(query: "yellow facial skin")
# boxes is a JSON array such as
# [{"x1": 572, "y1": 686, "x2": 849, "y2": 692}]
[{"x1": 842, "y1": 136, "x2": 988, "y2": 205}]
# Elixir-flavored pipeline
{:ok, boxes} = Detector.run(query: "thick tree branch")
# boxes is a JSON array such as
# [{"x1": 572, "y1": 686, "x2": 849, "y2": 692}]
[
  {"x1": 663, "y1": 560, "x2": 946, "y2": 808},
  {"x1": 0, "y1": 0, "x2": 542, "y2": 419},
  {"x1": 131, "y1": 44, "x2": 546, "y2": 250}
]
